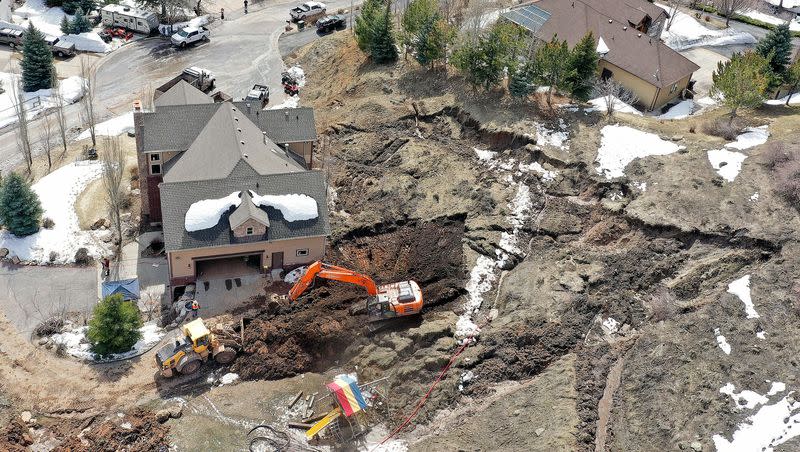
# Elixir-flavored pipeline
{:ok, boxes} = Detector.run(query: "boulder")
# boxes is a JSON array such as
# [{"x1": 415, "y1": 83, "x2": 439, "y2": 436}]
[
  {"x1": 91, "y1": 218, "x2": 107, "y2": 230},
  {"x1": 690, "y1": 441, "x2": 702, "y2": 452},
  {"x1": 168, "y1": 404, "x2": 183, "y2": 419},
  {"x1": 20, "y1": 411, "x2": 32, "y2": 423},
  {"x1": 10, "y1": 256, "x2": 20, "y2": 265},
  {"x1": 0, "y1": 248, "x2": 8, "y2": 258},
  {"x1": 155, "y1": 409, "x2": 171, "y2": 423}
]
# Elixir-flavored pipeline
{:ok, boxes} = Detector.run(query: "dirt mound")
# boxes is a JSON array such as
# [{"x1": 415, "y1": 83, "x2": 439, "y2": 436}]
[
  {"x1": 233, "y1": 219, "x2": 465, "y2": 380},
  {"x1": 54, "y1": 408, "x2": 169, "y2": 452},
  {"x1": 0, "y1": 419, "x2": 32, "y2": 451}
]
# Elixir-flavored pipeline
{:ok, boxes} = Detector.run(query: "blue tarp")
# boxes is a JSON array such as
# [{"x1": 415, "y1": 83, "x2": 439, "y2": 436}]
[{"x1": 101, "y1": 279, "x2": 140, "y2": 301}]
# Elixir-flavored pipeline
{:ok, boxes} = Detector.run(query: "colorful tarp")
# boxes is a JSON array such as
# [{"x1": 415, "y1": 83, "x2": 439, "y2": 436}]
[{"x1": 326, "y1": 375, "x2": 367, "y2": 417}]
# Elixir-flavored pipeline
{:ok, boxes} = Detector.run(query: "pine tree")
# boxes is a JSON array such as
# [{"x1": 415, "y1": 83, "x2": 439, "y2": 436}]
[
  {"x1": 87, "y1": 293, "x2": 143, "y2": 357},
  {"x1": 79, "y1": 0, "x2": 95, "y2": 14},
  {"x1": 354, "y1": 0, "x2": 383, "y2": 52},
  {"x1": 783, "y1": 58, "x2": 800, "y2": 105},
  {"x1": 533, "y1": 36, "x2": 574, "y2": 107},
  {"x1": 402, "y1": 0, "x2": 437, "y2": 54},
  {"x1": 509, "y1": 63, "x2": 534, "y2": 100},
  {"x1": 60, "y1": 15, "x2": 72, "y2": 35},
  {"x1": 711, "y1": 51, "x2": 769, "y2": 123},
  {"x1": 370, "y1": 4, "x2": 398, "y2": 63},
  {"x1": 21, "y1": 24, "x2": 55, "y2": 92},
  {"x1": 414, "y1": 15, "x2": 452, "y2": 68},
  {"x1": 566, "y1": 32, "x2": 599, "y2": 101},
  {"x1": 71, "y1": 7, "x2": 92, "y2": 34},
  {"x1": 453, "y1": 23, "x2": 526, "y2": 91},
  {"x1": 0, "y1": 172, "x2": 42, "y2": 237},
  {"x1": 756, "y1": 22, "x2": 792, "y2": 79}
]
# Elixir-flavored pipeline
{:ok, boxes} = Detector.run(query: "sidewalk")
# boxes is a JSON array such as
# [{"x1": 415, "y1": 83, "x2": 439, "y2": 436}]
[{"x1": 97, "y1": 237, "x2": 168, "y2": 313}]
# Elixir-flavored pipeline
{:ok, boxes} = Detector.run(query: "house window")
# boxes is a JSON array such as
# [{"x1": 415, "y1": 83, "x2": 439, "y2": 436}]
[
  {"x1": 296, "y1": 248, "x2": 309, "y2": 257},
  {"x1": 246, "y1": 227, "x2": 254, "y2": 235},
  {"x1": 150, "y1": 153, "x2": 160, "y2": 162},
  {"x1": 670, "y1": 83, "x2": 678, "y2": 94},
  {"x1": 150, "y1": 164, "x2": 161, "y2": 175}
]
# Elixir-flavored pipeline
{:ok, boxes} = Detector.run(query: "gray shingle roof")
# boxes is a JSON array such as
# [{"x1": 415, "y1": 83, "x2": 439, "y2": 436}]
[
  {"x1": 162, "y1": 103, "x2": 305, "y2": 183},
  {"x1": 154, "y1": 80, "x2": 213, "y2": 107},
  {"x1": 139, "y1": 103, "x2": 317, "y2": 152},
  {"x1": 234, "y1": 104, "x2": 317, "y2": 143},
  {"x1": 228, "y1": 189, "x2": 270, "y2": 229},
  {"x1": 160, "y1": 163, "x2": 330, "y2": 252}
]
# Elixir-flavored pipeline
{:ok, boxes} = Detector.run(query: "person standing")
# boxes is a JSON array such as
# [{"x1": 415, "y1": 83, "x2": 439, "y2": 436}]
[
  {"x1": 220, "y1": 7, "x2": 224, "y2": 20},
  {"x1": 102, "y1": 257, "x2": 110, "y2": 277},
  {"x1": 191, "y1": 300, "x2": 200, "y2": 319},
  {"x1": 243, "y1": 0, "x2": 248, "y2": 14}
]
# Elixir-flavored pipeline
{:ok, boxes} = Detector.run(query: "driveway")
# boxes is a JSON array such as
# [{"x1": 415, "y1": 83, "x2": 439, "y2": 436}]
[
  {"x1": 0, "y1": 263, "x2": 96, "y2": 336},
  {"x1": 0, "y1": 0, "x2": 356, "y2": 173},
  {"x1": 680, "y1": 47, "x2": 730, "y2": 96}
]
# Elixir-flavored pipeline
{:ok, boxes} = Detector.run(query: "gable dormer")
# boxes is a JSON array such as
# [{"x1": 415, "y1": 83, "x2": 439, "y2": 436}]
[{"x1": 228, "y1": 191, "x2": 270, "y2": 240}]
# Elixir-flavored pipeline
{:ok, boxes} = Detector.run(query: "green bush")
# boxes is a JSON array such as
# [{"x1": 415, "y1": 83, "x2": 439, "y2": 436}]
[
  {"x1": 87, "y1": 293, "x2": 143, "y2": 357},
  {"x1": 0, "y1": 172, "x2": 42, "y2": 237}
]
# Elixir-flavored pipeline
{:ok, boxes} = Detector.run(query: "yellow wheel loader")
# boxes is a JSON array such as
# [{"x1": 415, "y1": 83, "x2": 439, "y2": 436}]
[{"x1": 155, "y1": 318, "x2": 239, "y2": 377}]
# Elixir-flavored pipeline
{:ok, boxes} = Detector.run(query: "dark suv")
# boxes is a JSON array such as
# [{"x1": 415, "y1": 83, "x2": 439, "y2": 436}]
[{"x1": 316, "y1": 15, "x2": 345, "y2": 34}]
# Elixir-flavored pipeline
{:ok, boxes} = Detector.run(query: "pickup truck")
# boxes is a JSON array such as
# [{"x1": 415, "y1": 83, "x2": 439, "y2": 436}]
[
  {"x1": 0, "y1": 28, "x2": 23, "y2": 49},
  {"x1": 244, "y1": 84, "x2": 269, "y2": 108},
  {"x1": 170, "y1": 26, "x2": 209, "y2": 48},
  {"x1": 290, "y1": 1, "x2": 326, "y2": 21},
  {"x1": 44, "y1": 35, "x2": 76, "y2": 58}
]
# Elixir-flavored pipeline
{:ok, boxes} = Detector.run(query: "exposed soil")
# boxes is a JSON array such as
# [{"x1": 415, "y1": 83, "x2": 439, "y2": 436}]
[
  {"x1": 232, "y1": 219, "x2": 465, "y2": 381},
  {"x1": 54, "y1": 409, "x2": 169, "y2": 451}
]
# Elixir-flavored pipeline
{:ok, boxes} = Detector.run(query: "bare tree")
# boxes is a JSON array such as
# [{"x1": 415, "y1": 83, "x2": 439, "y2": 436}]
[
  {"x1": 714, "y1": 0, "x2": 756, "y2": 27},
  {"x1": 10, "y1": 70, "x2": 32, "y2": 173},
  {"x1": 79, "y1": 57, "x2": 98, "y2": 147},
  {"x1": 101, "y1": 137, "x2": 125, "y2": 258},
  {"x1": 593, "y1": 78, "x2": 639, "y2": 115},
  {"x1": 664, "y1": 0, "x2": 681, "y2": 31},
  {"x1": 52, "y1": 76, "x2": 69, "y2": 155},
  {"x1": 41, "y1": 109, "x2": 53, "y2": 171}
]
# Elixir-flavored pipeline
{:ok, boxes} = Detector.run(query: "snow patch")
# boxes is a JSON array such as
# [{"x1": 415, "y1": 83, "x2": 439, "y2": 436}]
[
  {"x1": 719, "y1": 382, "x2": 769, "y2": 409},
  {"x1": 765, "y1": 93, "x2": 800, "y2": 106},
  {"x1": 51, "y1": 322, "x2": 165, "y2": 361},
  {"x1": 76, "y1": 112, "x2": 134, "y2": 141},
  {"x1": 269, "y1": 95, "x2": 299, "y2": 110},
  {"x1": 750, "y1": 192, "x2": 759, "y2": 202},
  {"x1": 519, "y1": 161, "x2": 557, "y2": 182},
  {"x1": 756, "y1": 331, "x2": 766, "y2": 339},
  {"x1": 739, "y1": 10, "x2": 800, "y2": 31},
  {"x1": 0, "y1": 73, "x2": 85, "y2": 129},
  {"x1": 184, "y1": 191, "x2": 242, "y2": 232},
  {"x1": 728, "y1": 275, "x2": 759, "y2": 319},
  {"x1": 595, "y1": 125, "x2": 684, "y2": 179},
  {"x1": 602, "y1": 317, "x2": 620, "y2": 334},
  {"x1": 219, "y1": 373, "x2": 239, "y2": 385},
  {"x1": 657, "y1": 3, "x2": 756, "y2": 50},
  {"x1": 250, "y1": 192, "x2": 319, "y2": 222},
  {"x1": 0, "y1": 162, "x2": 111, "y2": 263},
  {"x1": 534, "y1": 121, "x2": 569, "y2": 149},
  {"x1": 657, "y1": 100, "x2": 694, "y2": 120},
  {"x1": 473, "y1": 147, "x2": 496, "y2": 161},
  {"x1": 633, "y1": 181, "x2": 647, "y2": 192},
  {"x1": 726, "y1": 126, "x2": 769, "y2": 150},
  {"x1": 62, "y1": 32, "x2": 112, "y2": 53},
  {"x1": 714, "y1": 328, "x2": 731, "y2": 355},
  {"x1": 284, "y1": 266, "x2": 307, "y2": 284},
  {"x1": 707, "y1": 149, "x2": 747, "y2": 182},
  {"x1": 588, "y1": 96, "x2": 642, "y2": 115},
  {"x1": 713, "y1": 387, "x2": 800, "y2": 452}
]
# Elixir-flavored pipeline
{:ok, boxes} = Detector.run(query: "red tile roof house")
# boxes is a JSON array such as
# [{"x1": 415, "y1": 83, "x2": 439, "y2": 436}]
[
  {"x1": 503, "y1": 0, "x2": 700, "y2": 111},
  {"x1": 133, "y1": 82, "x2": 329, "y2": 294}
]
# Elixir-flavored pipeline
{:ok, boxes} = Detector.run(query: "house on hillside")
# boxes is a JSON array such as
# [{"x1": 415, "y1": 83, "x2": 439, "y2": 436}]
[
  {"x1": 133, "y1": 81, "x2": 329, "y2": 293},
  {"x1": 502, "y1": 0, "x2": 700, "y2": 111}
]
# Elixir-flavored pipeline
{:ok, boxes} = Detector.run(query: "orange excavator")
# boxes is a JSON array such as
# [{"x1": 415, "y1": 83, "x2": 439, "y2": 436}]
[{"x1": 288, "y1": 261, "x2": 424, "y2": 322}]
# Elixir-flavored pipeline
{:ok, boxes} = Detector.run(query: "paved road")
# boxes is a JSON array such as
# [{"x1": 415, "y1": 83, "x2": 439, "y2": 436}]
[
  {"x1": 0, "y1": 0, "x2": 354, "y2": 173},
  {"x1": 0, "y1": 263, "x2": 96, "y2": 336}
]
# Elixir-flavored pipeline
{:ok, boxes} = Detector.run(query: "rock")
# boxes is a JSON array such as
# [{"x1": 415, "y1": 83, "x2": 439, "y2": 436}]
[
  {"x1": 37, "y1": 337, "x2": 49, "y2": 346},
  {"x1": 535, "y1": 427, "x2": 545, "y2": 436},
  {"x1": 671, "y1": 135, "x2": 684, "y2": 141},
  {"x1": 22, "y1": 433, "x2": 32, "y2": 445},
  {"x1": 0, "y1": 248, "x2": 7, "y2": 258},
  {"x1": 168, "y1": 404, "x2": 183, "y2": 419},
  {"x1": 10, "y1": 255, "x2": 20, "y2": 265},
  {"x1": 20, "y1": 411, "x2": 32, "y2": 423},
  {"x1": 690, "y1": 441, "x2": 702, "y2": 451},
  {"x1": 155, "y1": 409, "x2": 171, "y2": 423},
  {"x1": 91, "y1": 218, "x2": 107, "y2": 230}
]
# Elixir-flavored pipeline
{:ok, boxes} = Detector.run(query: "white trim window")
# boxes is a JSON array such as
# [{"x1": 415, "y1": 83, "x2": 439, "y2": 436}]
[
  {"x1": 246, "y1": 226, "x2": 254, "y2": 235},
  {"x1": 296, "y1": 248, "x2": 309, "y2": 257}
]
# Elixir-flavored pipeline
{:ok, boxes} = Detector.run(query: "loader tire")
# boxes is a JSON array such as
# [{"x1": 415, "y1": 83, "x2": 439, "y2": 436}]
[
  {"x1": 214, "y1": 348, "x2": 236, "y2": 364},
  {"x1": 177, "y1": 355, "x2": 202, "y2": 375}
]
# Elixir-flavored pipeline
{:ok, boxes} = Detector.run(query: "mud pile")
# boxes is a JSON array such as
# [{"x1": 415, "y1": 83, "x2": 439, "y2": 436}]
[
  {"x1": 233, "y1": 219, "x2": 465, "y2": 380},
  {"x1": 0, "y1": 419, "x2": 31, "y2": 451},
  {"x1": 54, "y1": 409, "x2": 169, "y2": 451}
]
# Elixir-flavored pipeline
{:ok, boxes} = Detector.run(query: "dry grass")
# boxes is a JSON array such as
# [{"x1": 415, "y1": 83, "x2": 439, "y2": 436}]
[
  {"x1": 646, "y1": 286, "x2": 679, "y2": 322},
  {"x1": 702, "y1": 117, "x2": 743, "y2": 141}
]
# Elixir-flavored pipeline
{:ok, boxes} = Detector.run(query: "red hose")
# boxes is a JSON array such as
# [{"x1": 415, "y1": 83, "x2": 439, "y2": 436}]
[{"x1": 377, "y1": 321, "x2": 486, "y2": 446}]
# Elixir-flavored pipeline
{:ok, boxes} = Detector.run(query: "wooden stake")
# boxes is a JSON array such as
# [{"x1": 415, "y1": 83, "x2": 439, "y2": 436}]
[{"x1": 288, "y1": 391, "x2": 303, "y2": 409}]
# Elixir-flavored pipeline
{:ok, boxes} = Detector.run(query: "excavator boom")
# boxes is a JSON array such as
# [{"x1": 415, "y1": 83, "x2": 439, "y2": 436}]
[{"x1": 288, "y1": 261, "x2": 379, "y2": 300}]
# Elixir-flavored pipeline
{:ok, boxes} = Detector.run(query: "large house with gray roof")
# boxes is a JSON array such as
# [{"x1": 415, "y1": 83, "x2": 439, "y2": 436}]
[{"x1": 134, "y1": 81, "x2": 329, "y2": 290}]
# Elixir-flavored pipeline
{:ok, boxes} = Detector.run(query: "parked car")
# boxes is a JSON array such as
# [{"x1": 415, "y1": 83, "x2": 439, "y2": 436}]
[
  {"x1": 0, "y1": 28, "x2": 23, "y2": 49},
  {"x1": 290, "y1": 1, "x2": 326, "y2": 21},
  {"x1": 44, "y1": 35, "x2": 76, "y2": 57},
  {"x1": 244, "y1": 84, "x2": 269, "y2": 108},
  {"x1": 316, "y1": 14, "x2": 345, "y2": 33},
  {"x1": 170, "y1": 26, "x2": 209, "y2": 48}
]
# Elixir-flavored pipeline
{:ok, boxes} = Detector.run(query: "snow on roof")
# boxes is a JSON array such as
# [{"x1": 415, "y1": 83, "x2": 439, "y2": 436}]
[
  {"x1": 304, "y1": 1, "x2": 326, "y2": 8},
  {"x1": 595, "y1": 125, "x2": 683, "y2": 179},
  {"x1": 185, "y1": 191, "x2": 242, "y2": 232},
  {"x1": 101, "y1": 4, "x2": 156, "y2": 18},
  {"x1": 250, "y1": 191, "x2": 319, "y2": 222},
  {"x1": 184, "y1": 190, "x2": 318, "y2": 232},
  {"x1": 596, "y1": 36, "x2": 609, "y2": 54}
]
